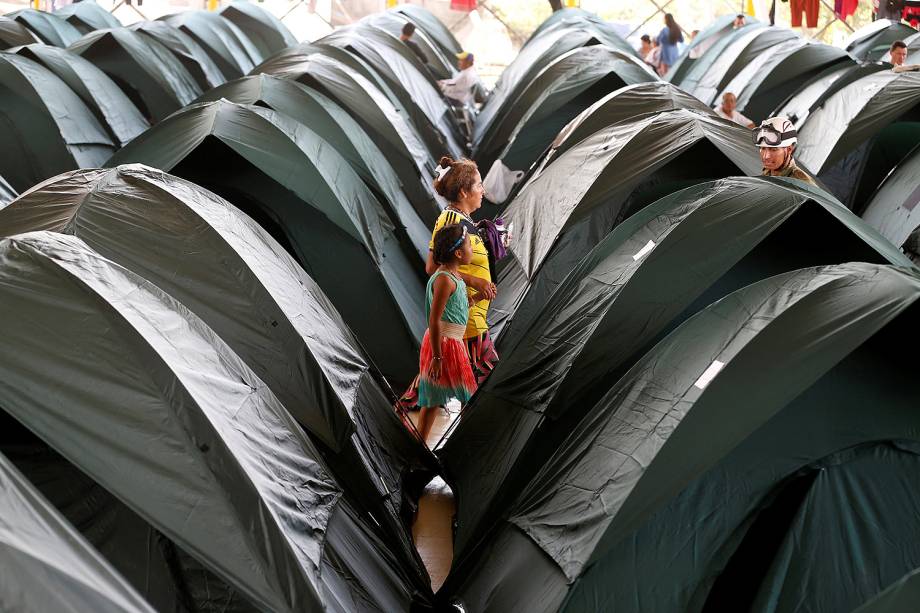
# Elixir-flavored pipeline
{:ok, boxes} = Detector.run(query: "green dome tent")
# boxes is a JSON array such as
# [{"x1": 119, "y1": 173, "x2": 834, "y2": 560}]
[
  {"x1": 845, "y1": 18, "x2": 917, "y2": 61},
  {"x1": 320, "y1": 24, "x2": 464, "y2": 158},
  {"x1": 0, "y1": 451, "x2": 155, "y2": 613},
  {"x1": 717, "y1": 38, "x2": 852, "y2": 123},
  {"x1": 159, "y1": 11, "x2": 263, "y2": 80},
  {"x1": 196, "y1": 74, "x2": 432, "y2": 253},
  {"x1": 0, "y1": 15, "x2": 38, "y2": 49},
  {"x1": 54, "y1": 0, "x2": 120, "y2": 34},
  {"x1": 0, "y1": 51, "x2": 114, "y2": 192},
  {"x1": 487, "y1": 108, "x2": 762, "y2": 337},
  {"x1": 438, "y1": 178, "x2": 909, "y2": 591},
  {"x1": 7, "y1": 9, "x2": 81, "y2": 47},
  {"x1": 108, "y1": 100, "x2": 427, "y2": 387},
  {"x1": 0, "y1": 231, "x2": 432, "y2": 612},
  {"x1": 0, "y1": 164, "x2": 435, "y2": 580},
  {"x1": 218, "y1": 0, "x2": 297, "y2": 59},
  {"x1": 68, "y1": 28, "x2": 202, "y2": 123},
  {"x1": 130, "y1": 20, "x2": 226, "y2": 90},
  {"x1": 364, "y1": 11, "x2": 456, "y2": 80},
  {"x1": 252, "y1": 48, "x2": 443, "y2": 217},
  {"x1": 14, "y1": 44, "x2": 148, "y2": 147},
  {"x1": 795, "y1": 69, "x2": 920, "y2": 211},
  {"x1": 391, "y1": 3, "x2": 461, "y2": 59},
  {"x1": 448, "y1": 262, "x2": 920, "y2": 613},
  {"x1": 861, "y1": 144, "x2": 920, "y2": 261},
  {"x1": 665, "y1": 14, "x2": 750, "y2": 85},
  {"x1": 854, "y1": 568, "x2": 920, "y2": 613}
]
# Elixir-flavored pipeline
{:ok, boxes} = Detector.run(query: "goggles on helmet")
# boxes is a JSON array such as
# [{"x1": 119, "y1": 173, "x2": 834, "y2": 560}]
[{"x1": 753, "y1": 124, "x2": 796, "y2": 147}]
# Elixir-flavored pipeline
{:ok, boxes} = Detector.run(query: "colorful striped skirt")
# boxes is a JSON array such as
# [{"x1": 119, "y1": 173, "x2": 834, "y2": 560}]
[{"x1": 417, "y1": 322, "x2": 477, "y2": 408}]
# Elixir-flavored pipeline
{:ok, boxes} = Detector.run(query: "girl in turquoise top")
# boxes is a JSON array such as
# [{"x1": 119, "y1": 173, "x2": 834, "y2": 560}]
[{"x1": 416, "y1": 224, "x2": 481, "y2": 444}]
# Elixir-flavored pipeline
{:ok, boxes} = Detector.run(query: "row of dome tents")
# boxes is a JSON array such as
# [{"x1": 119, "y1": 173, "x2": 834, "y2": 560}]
[{"x1": 0, "y1": 164, "x2": 439, "y2": 612}]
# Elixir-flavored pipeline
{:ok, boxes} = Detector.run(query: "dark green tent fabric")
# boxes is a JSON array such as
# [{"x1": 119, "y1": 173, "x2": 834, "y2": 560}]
[
  {"x1": 0, "y1": 230, "x2": 430, "y2": 612},
  {"x1": 219, "y1": 1, "x2": 297, "y2": 59},
  {"x1": 68, "y1": 27, "x2": 202, "y2": 123},
  {"x1": 0, "y1": 164, "x2": 434, "y2": 582},
  {"x1": 522, "y1": 8, "x2": 595, "y2": 46},
  {"x1": 54, "y1": 0, "x2": 120, "y2": 34},
  {"x1": 438, "y1": 178, "x2": 909, "y2": 589},
  {"x1": 391, "y1": 4, "x2": 461, "y2": 59},
  {"x1": 719, "y1": 39, "x2": 852, "y2": 123},
  {"x1": 0, "y1": 15, "x2": 38, "y2": 48},
  {"x1": 159, "y1": 11, "x2": 262, "y2": 80},
  {"x1": 665, "y1": 14, "x2": 744, "y2": 85},
  {"x1": 854, "y1": 568, "x2": 920, "y2": 613},
  {"x1": 521, "y1": 12, "x2": 636, "y2": 58},
  {"x1": 861, "y1": 144, "x2": 920, "y2": 259},
  {"x1": 0, "y1": 451, "x2": 155, "y2": 613},
  {"x1": 447, "y1": 263, "x2": 920, "y2": 613},
  {"x1": 474, "y1": 21, "x2": 639, "y2": 144},
  {"x1": 131, "y1": 20, "x2": 226, "y2": 90},
  {"x1": 845, "y1": 18, "x2": 917, "y2": 61},
  {"x1": 0, "y1": 174, "x2": 14, "y2": 205},
  {"x1": 364, "y1": 11, "x2": 456, "y2": 80},
  {"x1": 7, "y1": 9, "x2": 81, "y2": 47},
  {"x1": 320, "y1": 25, "x2": 463, "y2": 158},
  {"x1": 774, "y1": 63, "x2": 880, "y2": 127},
  {"x1": 196, "y1": 74, "x2": 433, "y2": 251},
  {"x1": 252, "y1": 49, "x2": 443, "y2": 215},
  {"x1": 796, "y1": 70, "x2": 920, "y2": 210},
  {"x1": 108, "y1": 100, "x2": 427, "y2": 386},
  {"x1": 672, "y1": 21, "x2": 767, "y2": 92},
  {"x1": 689, "y1": 25, "x2": 799, "y2": 106},
  {"x1": 0, "y1": 51, "x2": 114, "y2": 192},
  {"x1": 487, "y1": 109, "x2": 762, "y2": 337},
  {"x1": 14, "y1": 44, "x2": 147, "y2": 147},
  {"x1": 474, "y1": 45, "x2": 656, "y2": 174}
]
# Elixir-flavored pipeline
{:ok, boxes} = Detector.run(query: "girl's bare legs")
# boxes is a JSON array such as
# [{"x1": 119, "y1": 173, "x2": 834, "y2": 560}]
[{"x1": 417, "y1": 405, "x2": 440, "y2": 445}]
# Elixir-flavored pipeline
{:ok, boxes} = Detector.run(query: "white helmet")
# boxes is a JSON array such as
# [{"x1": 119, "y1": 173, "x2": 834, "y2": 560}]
[{"x1": 754, "y1": 116, "x2": 797, "y2": 148}]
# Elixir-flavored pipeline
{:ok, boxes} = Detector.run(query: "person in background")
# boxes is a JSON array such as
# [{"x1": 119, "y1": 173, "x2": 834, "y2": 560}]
[
  {"x1": 890, "y1": 40, "x2": 908, "y2": 67},
  {"x1": 656, "y1": 13, "x2": 684, "y2": 76},
  {"x1": 439, "y1": 52, "x2": 481, "y2": 106},
  {"x1": 715, "y1": 92, "x2": 756, "y2": 128},
  {"x1": 733, "y1": 13, "x2": 746, "y2": 29},
  {"x1": 639, "y1": 34, "x2": 653, "y2": 58},
  {"x1": 644, "y1": 38, "x2": 661, "y2": 72},
  {"x1": 400, "y1": 22, "x2": 428, "y2": 65},
  {"x1": 415, "y1": 224, "x2": 479, "y2": 444},
  {"x1": 754, "y1": 116, "x2": 816, "y2": 185}
]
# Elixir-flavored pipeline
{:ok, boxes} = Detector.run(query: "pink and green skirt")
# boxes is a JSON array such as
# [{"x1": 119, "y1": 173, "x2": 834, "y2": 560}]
[{"x1": 417, "y1": 326, "x2": 477, "y2": 407}]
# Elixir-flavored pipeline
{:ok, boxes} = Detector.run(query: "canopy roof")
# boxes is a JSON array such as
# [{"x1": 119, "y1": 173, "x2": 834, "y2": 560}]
[
  {"x1": 845, "y1": 18, "x2": 917, "y2": 61},
  {"x1": 450, "y1": 262, "x2": 920, "y2": 613},
  {"x1": 474, "y1": 45, "x2": 656, "y2": 173},
  {"x1": 720, "y1": 39, "x2": 852, "y2": 123},
  {"x1": 252, "y1": 48, "x2": 441, "y2": 213},
  {"x1": 475, "y1": 21, "x2": 638, "y2": 143},
  {"x1": 69, "y1": 27, "x2": 202, "y2": 122},
  {"x1": 0, "y1": 15, "x2": 39, "y2": 48},
  {"x1": 54, "y1": 0, "x2": 121, "y2": 34},
  {"x1": 218, "y1": 1, "x2": 297, "y2": 59},
  {"x1": 439, "y1": 178, "x2": 909, "y2": 585},
  {"x1": 108, "y1": 100, "x2": 427, "y2": 386},
  {"x1": 861, "y1": 144, "x2": 920, "y2": 257},
  {"x1": 15, "y1": 44, "x2": 148, "y2": 147},
  {"x1": 0, "y1": 51, "x2": 114, "y2": 191},
  {"x1": 320, "y1": 24, "x2": 463, "y2": 158},
  {"x1": 7, "y1": 9, "x2": 81, "y2": 47},
  {"x1": 196, "y1": 74, "x2": 433, "y2": 251},
  {"x1": 130, "y1": 20, "x2": 226, "y2": 90},
  {"x1": 0, "y1": 230, "x2": 430, "y2": 612},
  {"x1": 687, "y1": 25, "x2": 800, "y2": 106},
  {"x1": 0, "y1": 451, "x2": 154, "y2": 613},
  {"x1": 159, "y1": 10, "x2": 262, "y2": 79}
]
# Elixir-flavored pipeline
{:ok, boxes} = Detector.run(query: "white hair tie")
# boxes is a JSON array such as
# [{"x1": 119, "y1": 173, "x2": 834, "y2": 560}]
[{"x1": 435, "y1": 164, "x2": 451, "y2": 181}]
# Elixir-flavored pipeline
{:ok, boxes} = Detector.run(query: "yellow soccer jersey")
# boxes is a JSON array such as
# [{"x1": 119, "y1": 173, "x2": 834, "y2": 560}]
[{"x1": 430, "y1": 208, "x2": 491, "y2": 339}]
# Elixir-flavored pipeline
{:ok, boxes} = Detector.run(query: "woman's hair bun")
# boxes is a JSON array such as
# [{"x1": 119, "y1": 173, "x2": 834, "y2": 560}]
[{"x1": 438, "y1": 156, "x2": 455, "y2": 168}]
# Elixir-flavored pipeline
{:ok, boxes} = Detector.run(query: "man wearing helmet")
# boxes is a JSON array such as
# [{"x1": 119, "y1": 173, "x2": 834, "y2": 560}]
[{"x1": 754, "y1": 116, "x2": 816, "y2": 185}]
